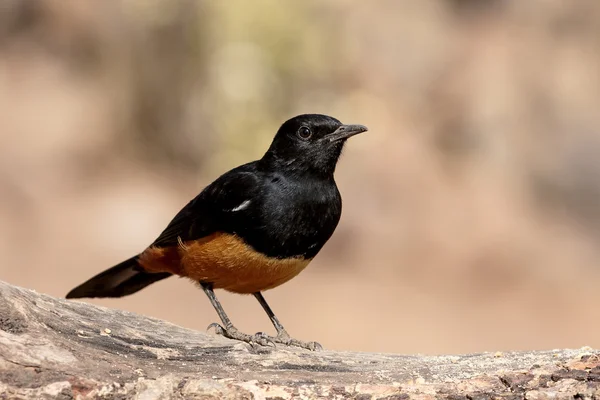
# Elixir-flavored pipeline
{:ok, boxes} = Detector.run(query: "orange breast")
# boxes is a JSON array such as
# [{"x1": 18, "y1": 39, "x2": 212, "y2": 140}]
[{"x1": 138, "y1": 233, "x2": 312, "y2": 294}]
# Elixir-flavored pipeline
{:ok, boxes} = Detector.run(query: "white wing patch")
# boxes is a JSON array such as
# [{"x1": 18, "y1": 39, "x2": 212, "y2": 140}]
[{"x1": 230, "y1": 200, "x2": 251, "y2": 212}]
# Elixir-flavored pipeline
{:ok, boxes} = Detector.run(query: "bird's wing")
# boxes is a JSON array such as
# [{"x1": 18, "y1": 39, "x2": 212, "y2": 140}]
[{"x1": 150, "y1": 164, "x2": 261, "y2": 248}]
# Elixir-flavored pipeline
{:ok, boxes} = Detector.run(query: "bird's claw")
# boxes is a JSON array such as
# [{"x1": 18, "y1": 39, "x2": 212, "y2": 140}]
[
  {"x1": 303, "y1": 340, "x2": 323, "y2": 351},
  {"x1": 251, "y1": 331, "x2": 276, "y2": 348},
  {"x1": 206, "y1": 322, "x2": 225, "y2": 335}
]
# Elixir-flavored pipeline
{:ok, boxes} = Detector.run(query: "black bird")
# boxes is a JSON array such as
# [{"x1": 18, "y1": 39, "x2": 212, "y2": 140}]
[{"x1": 66, "y1": 114, "x2": 367, "y2": 350}]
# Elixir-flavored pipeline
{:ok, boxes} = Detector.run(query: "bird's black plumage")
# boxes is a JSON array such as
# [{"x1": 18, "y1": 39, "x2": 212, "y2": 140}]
[
  {"x1": 152, "y1": 161, "x2": 341, "y2": 260},
  {"x1": 66, "y1": 114, "x2": 367, "y2": 350}
]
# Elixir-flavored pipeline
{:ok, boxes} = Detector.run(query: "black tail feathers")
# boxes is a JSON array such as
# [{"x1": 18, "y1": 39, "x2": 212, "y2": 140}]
[{"x1": 65, "y1": 256, "x2": 171, "y2": 299}]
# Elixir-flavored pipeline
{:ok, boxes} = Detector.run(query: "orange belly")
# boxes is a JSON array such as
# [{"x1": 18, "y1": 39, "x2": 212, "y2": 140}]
[{"x1": 138, "y1": 233, "x2": 312, "y2": 294}]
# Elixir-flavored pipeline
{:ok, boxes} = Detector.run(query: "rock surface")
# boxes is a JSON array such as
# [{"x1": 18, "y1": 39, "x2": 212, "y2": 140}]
[{"x1": 0, "y1": 280, "x2": 598, "y2": 399}]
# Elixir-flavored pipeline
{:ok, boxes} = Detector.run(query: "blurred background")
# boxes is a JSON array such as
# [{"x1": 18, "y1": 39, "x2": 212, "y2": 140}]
[{"x1": 1, "y1": 0, "x2": 600, "y2": 355}]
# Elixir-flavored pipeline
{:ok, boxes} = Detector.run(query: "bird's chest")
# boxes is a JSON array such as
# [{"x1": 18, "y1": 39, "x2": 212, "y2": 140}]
[{"x1": 247, "y1": 182, "x2": 342, "y2": 259}]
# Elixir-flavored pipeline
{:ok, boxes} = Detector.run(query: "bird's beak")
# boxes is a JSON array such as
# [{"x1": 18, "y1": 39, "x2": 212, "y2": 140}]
[{"x1": 325, "y1": 124, "x2": 368, "y2": 142}]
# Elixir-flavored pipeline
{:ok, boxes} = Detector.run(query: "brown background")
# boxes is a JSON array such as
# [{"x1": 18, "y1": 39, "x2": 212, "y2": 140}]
[{"x1": 1, "y1": 0, "x2": 599, "y2": 354}]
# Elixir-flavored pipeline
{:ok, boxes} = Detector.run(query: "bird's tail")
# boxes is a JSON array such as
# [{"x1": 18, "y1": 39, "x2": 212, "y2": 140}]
[{"x1": 66, "y1": 256, "x2": 172, "y2": 299}]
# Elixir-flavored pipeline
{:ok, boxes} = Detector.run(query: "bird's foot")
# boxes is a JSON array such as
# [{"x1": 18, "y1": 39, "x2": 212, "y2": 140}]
[
  {"x1": 269, "y1": 331, "x2": 323, "y2": 351},
  {"x1": 207, "y1": 323, "x2": 275, "y2": 348},
  {"x1": 206, "y1": 323, "x2": 321, "y2": 351}
]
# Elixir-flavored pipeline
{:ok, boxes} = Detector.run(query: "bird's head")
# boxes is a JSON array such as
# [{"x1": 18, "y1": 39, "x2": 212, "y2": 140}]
[{"x1": 262, "y1": 114, "x2": 367, "y2": 178}]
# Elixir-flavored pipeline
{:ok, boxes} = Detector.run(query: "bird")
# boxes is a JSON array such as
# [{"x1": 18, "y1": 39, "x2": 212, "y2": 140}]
[{"x1": 66, "y1": 114, "x2": 367, "y2": 351}]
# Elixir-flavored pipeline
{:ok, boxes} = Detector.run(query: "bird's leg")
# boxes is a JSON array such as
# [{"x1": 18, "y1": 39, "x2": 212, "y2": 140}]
[
  {"x1": 253, "y1": 292, "x2": 322, "y2": 351},
  {"x1": 201, "y1": 283, "x2": 273, "y2": 347}
]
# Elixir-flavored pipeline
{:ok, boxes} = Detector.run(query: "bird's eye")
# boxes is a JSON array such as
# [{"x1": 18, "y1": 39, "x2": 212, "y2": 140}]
[{"x1": 297, "y1": 126, "x2": 312, "y2": 140}]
